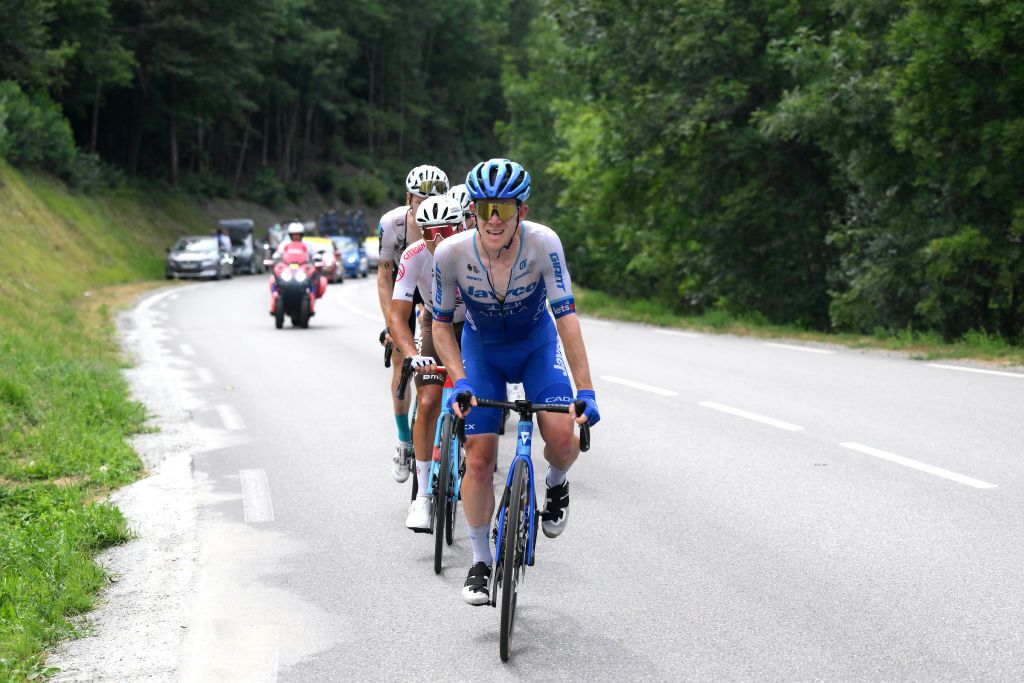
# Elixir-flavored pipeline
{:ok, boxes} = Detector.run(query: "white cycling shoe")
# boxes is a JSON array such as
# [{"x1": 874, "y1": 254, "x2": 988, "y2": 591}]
[
  {"x1": 406, "y1": 496, "x2": 432, "y2": 533},
  {"x1": 391, "y1": 444, "x2": 412, "y2": 483}
]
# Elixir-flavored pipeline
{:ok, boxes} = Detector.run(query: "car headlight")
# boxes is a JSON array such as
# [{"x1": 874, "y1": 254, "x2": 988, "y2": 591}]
[{"x1": 345, "y1": 254, "x2": 357, "y2": 263}]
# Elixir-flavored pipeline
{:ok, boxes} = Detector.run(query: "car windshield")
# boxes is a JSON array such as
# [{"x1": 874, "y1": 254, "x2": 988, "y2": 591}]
[
  {"x1": 334, "y1": 236, "x2": 358, "y2": 251},
  {"x1": 174, "y1": 237, "x2": 217, "y2": 252},
  {"x1": 227, "y1": 228, "x2": 251, "y2": 246}
]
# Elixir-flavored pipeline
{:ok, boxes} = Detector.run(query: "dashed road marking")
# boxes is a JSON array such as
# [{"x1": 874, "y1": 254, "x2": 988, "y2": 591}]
[
  {"x1": 240, "y1": 469, "x2": 275, "y2": 522},
  {"x1": 195, "y1": 367, "x2": 215, "y2": 384},
  {"x1": 216, "y1": 404, "x2": 246, "y2": 431},
  {"x1": 840, "y1": 442, "x2": 997, "y2": 489},
  {"x1": 335, "y1": 290, "x2": 381, "y2": 322},
  {"x1": 179, "y1": 343, "x2": 196, "y2": 356},
  {"x1": 927, "y1": 363, "x2": 1024, "y2": 379},
  {"x1": 698, "y1": 401, "x2": 804, "y2": 431},
  {"x1": 600, "y1": 376, "x2": 678, "y2": 396},
  {"x1": 763, "y1": 342, "x2": 834, "y2": 355}
]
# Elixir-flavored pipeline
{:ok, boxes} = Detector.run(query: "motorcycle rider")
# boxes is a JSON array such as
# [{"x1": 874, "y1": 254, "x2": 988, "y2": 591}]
[{"x1": 269, "y1": 222, "x2": 322, "y2": 316}]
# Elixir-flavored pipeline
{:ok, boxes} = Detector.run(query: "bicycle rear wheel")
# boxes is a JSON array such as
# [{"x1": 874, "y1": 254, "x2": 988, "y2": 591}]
[
  {"x1": 500, "y1": 458, "x2": 529, "y2": 662},
  {"x1": 433, "y1": 415, "x2": 454, "y2": 574}
]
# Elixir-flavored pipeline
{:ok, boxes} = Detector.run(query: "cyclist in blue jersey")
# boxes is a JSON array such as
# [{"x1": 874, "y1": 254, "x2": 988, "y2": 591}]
[{"x1": 431, "y1": 158, "x2": 601, "y2": 605}]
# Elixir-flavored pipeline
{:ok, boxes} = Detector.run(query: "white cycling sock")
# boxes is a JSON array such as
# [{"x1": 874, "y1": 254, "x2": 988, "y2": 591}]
[
  {"x1": 545, "y1": 465, "x2": 568, "y2": 487},
  {"x1": 416, "y1": 461, "x2": 431, "y2": 497},
  {"x1": 467, "y1": 523, "x2": 493, "y2": 565}
]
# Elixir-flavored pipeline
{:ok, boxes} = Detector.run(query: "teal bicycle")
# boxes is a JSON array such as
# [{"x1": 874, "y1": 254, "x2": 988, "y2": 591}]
[
  {"x1": 455, "y1": 393, "x2": 591, "y2": 662},
  {"x1": 398, "y1": 359, "x2": 465, "y2": 574}
]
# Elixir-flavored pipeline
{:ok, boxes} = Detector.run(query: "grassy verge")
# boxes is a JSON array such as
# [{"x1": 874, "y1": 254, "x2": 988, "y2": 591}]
[
  {"x1": 0, "y1": 163, "x2": 211, "y2": 680},
  {"x1": 576, "y1": 289, "x2": 1024, "y2": 367}
]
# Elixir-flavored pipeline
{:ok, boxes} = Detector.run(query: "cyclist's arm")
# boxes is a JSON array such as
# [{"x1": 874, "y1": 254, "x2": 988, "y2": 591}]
[
  {"x1": 431, "y1": 244, "x2": 465, "y2": 380},
  {"x1": 389, "y1": 299, "x2": 416, "y2": 358},
  {"x1": 554, "y1": 313, "x2": 594, "y2": 392},
  {"x1": 432, "y1": 320, "x2": 465, "y2": 381},
  {"x1": 376, "y1": 261, "x2": 395, "y2": 323}
]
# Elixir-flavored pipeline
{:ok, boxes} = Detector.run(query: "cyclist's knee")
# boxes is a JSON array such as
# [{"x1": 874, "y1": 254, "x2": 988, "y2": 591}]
[
  {"x1": 417, "y1": 387, "x2": 441, "y2": 415},
  {"x1": 465, "y1": 437, "x2": 498, "y2": 480}
]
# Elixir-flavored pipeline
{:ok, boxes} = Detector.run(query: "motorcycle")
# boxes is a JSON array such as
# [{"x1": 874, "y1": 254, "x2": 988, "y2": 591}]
[{"x1": 266, "y1": 254, "x2": 327, "y2": 329}]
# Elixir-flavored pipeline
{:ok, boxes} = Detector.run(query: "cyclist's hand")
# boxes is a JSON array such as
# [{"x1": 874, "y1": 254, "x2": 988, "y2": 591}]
[
  {"x1": 571, "y1": 389, "x2": 600, "y2": 426},
  {"x1": 378, "y1": 327, "x2": 393, "y2": 347},
  {"x1": 448, "y1": 378, "x2": 477, "y2": 418},
  {"x1": 408, "y1": 355, "x2": 437, "y2": 374}
]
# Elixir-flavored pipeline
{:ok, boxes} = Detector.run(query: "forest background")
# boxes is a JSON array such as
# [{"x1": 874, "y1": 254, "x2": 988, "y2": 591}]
[{"x1": 2, "y1": 0, "x2": 1023, "y2": 344}]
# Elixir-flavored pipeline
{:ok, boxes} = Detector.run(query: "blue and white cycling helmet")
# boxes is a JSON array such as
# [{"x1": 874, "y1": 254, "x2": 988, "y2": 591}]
[{"x1": 465, "y1": 158, "x2": 531, "y2": 202}]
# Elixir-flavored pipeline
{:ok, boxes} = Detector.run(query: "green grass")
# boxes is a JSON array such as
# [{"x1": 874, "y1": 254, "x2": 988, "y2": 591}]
[
  {"x1": 576, "y1": 289, "x2": 1024, "y2": 367},
  {"x1": 0, "y1": 163, "x2": 213, "y2": 680}
]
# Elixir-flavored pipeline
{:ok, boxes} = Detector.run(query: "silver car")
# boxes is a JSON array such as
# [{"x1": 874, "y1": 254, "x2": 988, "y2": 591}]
[{"x1": 165, "y1": 236, "x2": 234, "y2": 280}]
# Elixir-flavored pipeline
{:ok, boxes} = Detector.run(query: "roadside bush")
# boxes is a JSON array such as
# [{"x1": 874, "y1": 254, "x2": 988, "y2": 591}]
[
  {"x1": 335, "y1": 174, "x2": 356, "y2": 204},
  {"x1": 312, "y1": 164, "x2": 342, "y2": 198},
  {"x1": 180, "y1": 169, "x2": 230, "y2": 198},
  {"x1": 0, "y1": 81, "x2": 76, "y2": 176},
  {"x1": 354, "y1": 172, "x2": 389, "y2": 207},
  {"x1": 68, "y1": 152, "x2": 125, "y2": 193}
]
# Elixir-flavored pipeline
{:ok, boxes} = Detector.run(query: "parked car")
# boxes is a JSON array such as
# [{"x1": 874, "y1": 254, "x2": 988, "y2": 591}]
[
  {"x1": 302, "y1": 236, "x2": 342, "y2": 283},
  {"x1": 218, "y1": 218, "x2": 267, "y2": 275},
  {"x1": 165, "y1": 236, "x2": 233, "y2": 280},
  {"x1": 363, "y1": 236, "x2": 380, "y2": 270},
  {"x1": 330, "y1": 235, "x2": 369, "y2": 279}
]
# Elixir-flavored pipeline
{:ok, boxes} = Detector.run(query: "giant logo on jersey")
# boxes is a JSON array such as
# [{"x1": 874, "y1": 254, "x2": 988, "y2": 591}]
[{"x1": 549, "y1": 252, "x2": 567, "y2": 292}]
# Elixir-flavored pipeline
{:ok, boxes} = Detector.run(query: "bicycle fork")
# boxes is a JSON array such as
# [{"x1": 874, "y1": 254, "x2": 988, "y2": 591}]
[{"x1": 494, "y1": 419, "x2": 539, "y2": 569}]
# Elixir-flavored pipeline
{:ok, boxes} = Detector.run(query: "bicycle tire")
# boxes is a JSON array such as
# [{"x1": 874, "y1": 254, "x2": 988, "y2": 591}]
[
  {"x1": 409, "y1": 408, "x2": 418, "y2": 502},
  {"x1": 446, "y1": 437, "x2": 462, "y2": 546},
  {"x1": 434, "y1": 415, "x2": 454, "y2": 574},
  {"x1": 500, "y1": 458, "x2": 528, "y2": 662}
]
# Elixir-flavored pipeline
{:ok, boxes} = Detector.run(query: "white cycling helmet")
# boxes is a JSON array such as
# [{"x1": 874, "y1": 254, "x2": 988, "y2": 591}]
[
  {"x1": 406, "y1": 165, "x2": 449, "y2": 198},
  {"x1": 446, "y1": 184, "x2": 472, "y2": 216},
  {"x1": 415, "y1": 195, "x2": 464, "y2": 227},
  {"x1": 286, "y1": 221, "x2": 305, "y2": 236}
]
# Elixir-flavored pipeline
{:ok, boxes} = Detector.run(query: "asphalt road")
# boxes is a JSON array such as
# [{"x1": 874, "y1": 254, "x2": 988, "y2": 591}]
[{"x1": 143, "y1": 275, "x2": 1022, "y2": 680}]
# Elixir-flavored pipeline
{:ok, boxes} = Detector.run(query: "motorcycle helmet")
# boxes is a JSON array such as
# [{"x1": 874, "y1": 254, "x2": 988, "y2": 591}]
[{"x1": 286, "y1": 221, "x2": 305, "y2": 237}]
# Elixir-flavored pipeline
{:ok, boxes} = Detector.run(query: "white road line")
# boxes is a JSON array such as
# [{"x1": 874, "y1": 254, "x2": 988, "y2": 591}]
[
  {"x1": 698, "y1": 401, "x2": 804, "y2": 431},
  {"x1": 168, "y1": 293, "x2": 179, "y2": 301},
  {"x1": 240, "y1": 469, "x2": 275, "y2": 522},
  {"x1": 764, "y1": 342, "x2": 834, "y2": 355},
  {"x1": 195, "y1": 367, "x2": 215, "y2": 384},
  {"x1": 927, "y1": 363, "x2": 1024, "y2": 379},
  {"x1": 216, "y1": 404, "x2": 246, "y2": 431},
  {"x1": 600, "y1": 376, "x2": 678, "y2": 396},
  {"x1": 179, "y1": 343, "x2": 196, "y2": 356},
  {"x1": 335, "y1": 292, "x2": 381, "y2": 322},
  {"x1": 655, "y1": 329, "x2": 701, "y2": 338},
  {"x1": 840, "y1": 442, "x2": 997, "y2": 489}
]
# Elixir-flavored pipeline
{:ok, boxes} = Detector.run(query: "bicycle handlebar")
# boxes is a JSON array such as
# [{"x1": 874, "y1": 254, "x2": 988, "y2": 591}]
[
  {"x1": 469, "y1": 396, "x2": 592, "y2": 452},
  {"x1": 395, "y1": 357, "x2": 447, "y2": 400}
]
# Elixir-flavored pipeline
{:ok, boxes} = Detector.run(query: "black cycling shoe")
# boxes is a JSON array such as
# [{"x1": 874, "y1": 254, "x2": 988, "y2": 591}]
[
  {"x1": 541, "y1": 479, "x2": 569, "y2": 538},
  {"x1": 461, "y1": 561, "x2": 491, "y2": 606}
]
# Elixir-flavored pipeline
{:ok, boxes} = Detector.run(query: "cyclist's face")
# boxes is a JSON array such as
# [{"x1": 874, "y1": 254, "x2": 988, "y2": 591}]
[
  {"x1": 408, "y1": 193, "x2": 426, "y2": 215},
  {"x1": 476, "y1": 200, "x2": 525, "y2": 250}
]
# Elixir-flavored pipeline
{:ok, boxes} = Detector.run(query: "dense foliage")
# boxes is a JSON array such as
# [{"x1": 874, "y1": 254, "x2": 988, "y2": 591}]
[
  {"x1": 1, "y1": 0, "x2": 1021, "y2": 342},
  {"x1": 0, "y1": 0, "x2": 513, "y2": 202},
  {"x1": 502, "y1": 0, "x2": 1024, "y2": 342}
]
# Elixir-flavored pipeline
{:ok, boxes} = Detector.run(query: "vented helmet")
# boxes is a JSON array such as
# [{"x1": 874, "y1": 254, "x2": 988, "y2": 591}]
[
  {"x1": 465, "y1": 158, "x2": 530, "y2": 202},
  {"x1": 446, "y1": 184, "x2": 473, "y2": 216},
  {"x1": 406, "y1": 165, "x2": 449, "y2": 198},
  {"x1": 415, "y1": 195, "x2": 464, "y2": 227}
]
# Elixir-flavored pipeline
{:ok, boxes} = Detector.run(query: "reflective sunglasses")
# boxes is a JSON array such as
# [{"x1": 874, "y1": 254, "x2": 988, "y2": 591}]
[
  {"x1": 416, "y1": 179, "x2": 448, "y2": 195},
  {"x1": 422, "y1": 223, "x2": 461, "y2": 241},
  {"x1": 475, "y1": 200, "x2": 518, "y2": 222}
]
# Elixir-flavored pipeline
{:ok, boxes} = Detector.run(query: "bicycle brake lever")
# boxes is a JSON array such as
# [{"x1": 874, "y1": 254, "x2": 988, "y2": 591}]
[
  {"x1": 396, "y1": 357, "x2": 412, "y2": 399},
  {"x1": 573, "y1": 399, "x2": 591, "y2": 452}
]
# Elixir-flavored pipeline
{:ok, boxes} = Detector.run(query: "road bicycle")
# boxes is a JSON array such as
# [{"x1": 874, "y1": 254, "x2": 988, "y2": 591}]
[
  {"x1": 454, "y1": 393, "x2": 591, "y2": 662},
  {"x1": 398, "y1": 359, "x2": 466, "y2": 573}
]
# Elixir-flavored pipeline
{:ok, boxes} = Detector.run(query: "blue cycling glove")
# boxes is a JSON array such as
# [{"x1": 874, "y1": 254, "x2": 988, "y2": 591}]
[
  {"x1": 575, "y1": 389, "x2": 600, "y2": 426},
  {"x1": 448, "y1": 378, "x2": 476, "y2": 414}
]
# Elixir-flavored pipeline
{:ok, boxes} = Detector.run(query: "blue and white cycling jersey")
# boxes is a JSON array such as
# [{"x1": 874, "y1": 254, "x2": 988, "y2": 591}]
[{"x1": 432, "y1": 220, "x2": 575, "y2": 344}]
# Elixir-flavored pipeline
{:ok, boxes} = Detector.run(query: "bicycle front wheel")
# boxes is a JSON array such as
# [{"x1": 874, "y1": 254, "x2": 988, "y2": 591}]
[
  {"x1": 500, "y1": 458, "x2": 529, "y2": 662},
  {"x1": 433, "y1": 414, "x2": 454, "y2": 574},
  {"x1": 446, "y1": 435, "x2": 463, "y2": 546}
]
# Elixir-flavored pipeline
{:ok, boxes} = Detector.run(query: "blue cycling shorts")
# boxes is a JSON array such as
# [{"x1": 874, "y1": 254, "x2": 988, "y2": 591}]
[{"x1": 461, "y1": 323, "x2": 574, "y2": 435}]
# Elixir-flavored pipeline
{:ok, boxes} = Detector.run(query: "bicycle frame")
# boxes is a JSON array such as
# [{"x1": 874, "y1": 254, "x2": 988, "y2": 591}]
[
  {"x1": 426, "y1": 372, "x2": 462, "y2": 502},
  {"x1": 494, "y1": 417, "x2": 539, "y2": 567}
]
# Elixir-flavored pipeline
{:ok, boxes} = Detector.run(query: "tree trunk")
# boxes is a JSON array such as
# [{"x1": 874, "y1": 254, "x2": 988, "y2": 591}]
[
  {"x1": 234, "y1": 119, "x2": 251, "y2": 191},
  {"x1": 169, "y1": 80, "x2": 179, "y2": 187},
  {"x1": 281, "y1": 101, "x2": 300, "y2": 183},
  {"x1": 197, "y1": 115, "x2": 204, "y2": 173},
  {"x1": 90, "y1": 84, "x2": 101, "y2": 153},
  {"x1": 366, "y1": 44, "x2": 376, "y2": 156},
  {"x1": 262, "y1": 98, "x2": 270, "y2": 167},
  {"x1": 128, "y1": 67, "x2": 147, "y2": 174}
]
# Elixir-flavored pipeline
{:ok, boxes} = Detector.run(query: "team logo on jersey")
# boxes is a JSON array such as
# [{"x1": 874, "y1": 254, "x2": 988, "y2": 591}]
[
  {"x1": 519, "y1": 260, "x2": 527, "y2": 270},
  {"x1": 467, "y1": 263, "x2": 480, "y2": 274},
  {"x1": 434, "y1": 266, "x2": 443, "y2": 305},
  {"x1": 403, "y1": 242, "x2": 426, "y2": 259},
  {"x1": 549, "y1": 253, "x2": 566, "y2": 291},
  {"x1": 551, "y1": 298, "x2": 575, "y2": 317},
  {"x1": 396, "y1": 263, "x2": 406, "y2": 280},
  {"x1": 553, "y1": 345, "x2": 568, "y2": 377},
  {"x1": 467, "y1": 275, "x2": 483, "y2": 282},
  {"x1": 544, "y1": 396, "x2": 573, "y2": 404}
]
